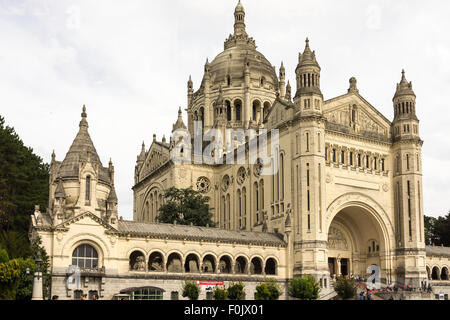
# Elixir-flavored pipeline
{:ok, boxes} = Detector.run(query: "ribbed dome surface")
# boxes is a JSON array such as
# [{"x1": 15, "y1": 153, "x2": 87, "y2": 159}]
[{"x1": 208, "y1": 46, "x2": 278, "y2": 88}]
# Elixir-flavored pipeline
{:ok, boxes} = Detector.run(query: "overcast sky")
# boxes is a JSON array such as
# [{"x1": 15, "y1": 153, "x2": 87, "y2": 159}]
[{"x1": 1, "y1": 0, "x2": 449, "y2": 220}]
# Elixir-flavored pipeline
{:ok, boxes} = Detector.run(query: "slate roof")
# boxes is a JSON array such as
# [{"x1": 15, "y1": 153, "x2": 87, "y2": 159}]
[
  {"x1": 426, "y1": 245, "x2": 450, "y2": 257},
  {"x1": 58, "y1": 106, "x2": 111, "y2": 184},
  {"x1": 117, "y1": 220, "x2": 286, "y2": 247}
]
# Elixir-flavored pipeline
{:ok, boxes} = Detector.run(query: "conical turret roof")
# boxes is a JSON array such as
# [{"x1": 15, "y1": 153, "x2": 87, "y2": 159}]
[
  {"x1": 58, "y1": 106, "x2": 106, "y2": 180},
  {"x1": 298, "y1": 38, "x2": 320, "y2": 69},
  {"x1": 394, "y1": 70, "x2": 415, "y2": 99},
  {"x1": 172, "y1": 107, "x2": 187, "y2": 132}
]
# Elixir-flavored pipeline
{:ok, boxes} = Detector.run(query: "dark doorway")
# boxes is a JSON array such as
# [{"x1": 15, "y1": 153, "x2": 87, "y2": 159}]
[
  {"x1": 340, "y1": 259, "x2": 348, "y2": 276},
  {"x1": 328, "y1": 258, "x2": 336, "y2": 275}
]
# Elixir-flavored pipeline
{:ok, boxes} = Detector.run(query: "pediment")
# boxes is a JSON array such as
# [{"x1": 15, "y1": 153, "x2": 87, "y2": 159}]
[
  {"x1": 139, "y1": 142, "x2": 170, "y2": 178},
  {"x1": 323, "y1": 93, "x2": 391, "y2": 141},
  {"x1": 264, "y1": 98, "x2": 293, "y2": 129},
  {"x1": 54, "y1": 211, "x2": 118, "y2": 232}
]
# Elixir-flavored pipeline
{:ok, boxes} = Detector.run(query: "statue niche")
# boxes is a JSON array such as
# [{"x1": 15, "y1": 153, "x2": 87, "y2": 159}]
[{"x1": 129, "y1": 252, "x2": 146, "y2": 271}]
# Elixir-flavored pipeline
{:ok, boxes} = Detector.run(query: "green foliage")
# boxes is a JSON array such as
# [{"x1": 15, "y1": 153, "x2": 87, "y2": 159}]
[
  {"x1": 182, "y1": 280, "x2": 200, "y2": 300},
  {"x1": 255, "y1": 279, "x2": 281, "y2": 300},
  {"x1": 0, "y1": 248, "x2": 9, "y2": 263},
  {"x1": 288, "y1": 276, "x2": 320, "y2": 300},
  {"x1": 213, "y1": 286, "x2": 228, "y2": 300},
  {"x1": 157, "y1": 187, "x2": 215, "y2": 227},
  {"x1": 0, "y1": 115, "x2": 49, "y2": 259},
  {"x1": 0, "y1": 258, "x2": 21, "y2": 300},
  {"x1": 425, "y1": 212, "x2": 450, "y2": 246},
  {"x1": 15, "y1": 257, "x2": 35, "y2": 300},
  {"x1": 334, "y1": 276, "x2": 357, "y2": 300},
  {"x1": 227, "y1": 282, "x2": 245, "y2": 300}
]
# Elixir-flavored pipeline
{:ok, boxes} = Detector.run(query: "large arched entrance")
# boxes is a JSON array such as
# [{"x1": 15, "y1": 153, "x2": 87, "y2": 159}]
[{"x1": 326, "y1": 195, "x2": 394, "y2": 285}]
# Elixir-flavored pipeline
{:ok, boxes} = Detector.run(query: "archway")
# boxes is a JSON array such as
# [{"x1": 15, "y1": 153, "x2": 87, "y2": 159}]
[
  {"x1": 235, "y1": 256, "x2": 247, "y2": 274},
  {"x1": 184, "y1": 254, "x2": 200, "y2": 273},
  {"x1": 148, "y1": 252, "x2": 164, "y2": 272},
  {"x1": 327, "y1": 202, "x2": 391, "y2": 284},
  {"x1": 250, "y1": 257, "x2": 263, "y2": 275},
  {"x1": 441, "y1": 267, "x2": 449, "y2": 281},
  {"x1": 432, "y1": 266, "x2": 440, "y2": 280},
  {"x1": 202, "y1": 255, "x2": 216, "y2": 273},
  {"x1": 129, "y1": 251, "x2": 146, "y2": 271}
]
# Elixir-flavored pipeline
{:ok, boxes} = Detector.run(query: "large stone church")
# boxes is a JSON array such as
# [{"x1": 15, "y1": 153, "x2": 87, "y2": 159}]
[{"x1": 30, "y1": 1, "x2": 450, "y2": 300}]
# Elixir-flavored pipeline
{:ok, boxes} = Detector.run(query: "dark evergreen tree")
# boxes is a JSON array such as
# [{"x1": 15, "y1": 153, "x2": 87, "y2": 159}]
[{"x1": 0, "y1": 116, "x2": 49, "y2": 258}]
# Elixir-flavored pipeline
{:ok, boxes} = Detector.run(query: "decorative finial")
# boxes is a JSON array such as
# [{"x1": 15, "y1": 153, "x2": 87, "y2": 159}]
[
  {"x1": 348, "y1": 77, "x2": 358, "y2": 93},
  {"x1": 153, "y1": 134, "x2": 156, "y2": 142},
  {"x1": 51, "y1": 150, "x2": 56, "y2": 161},
  {"x1": 79, "y1": 105, "x2": 88, "y2": 129}
]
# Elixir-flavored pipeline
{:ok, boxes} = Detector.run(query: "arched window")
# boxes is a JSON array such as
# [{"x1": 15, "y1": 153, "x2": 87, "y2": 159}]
[
  {"x1": 235, "y1": 256, "x2": 247, "y2": 274},
  {"x1": 85, "y1": 176, "x2": 91, "y2": 201},
  {"x1": 226, "y1": 194, "x2": 231, "y2": 229},
  {"x1": 235, "y1": 100, "x2": 242, "y2": 121},
  {"x1": 202, "y1": 255, "x2": 216, "y2": 273},
  {"x1": 242, "y1": 187, "x2": 247, "y2": 228},
  {"x1": 280, "y1": 153, "x2": 284, "y2": 201},
  {"x1": 227, "y1": 75, "x2": 231, "y2": 86},
  {"x1": 72, "y1": 244, "x2": 98, "y2": 269},
  {"x1": 254, "y1": 182, "x2": 259, "y2": 223},
  {"x1": 237, "y1": 189, "x2": 242, "y2": 228},
  {"x1": 265, "y1": 258, "x2": 277, "y2": 275},
  {"x1": 226, "y1": 100, "x2": 232, "y2": 121}
]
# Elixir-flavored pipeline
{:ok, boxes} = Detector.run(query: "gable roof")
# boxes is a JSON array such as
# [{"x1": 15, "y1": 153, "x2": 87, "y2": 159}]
[{"x1": 116, "y1": 220, "x2": 286, "y2": 247}]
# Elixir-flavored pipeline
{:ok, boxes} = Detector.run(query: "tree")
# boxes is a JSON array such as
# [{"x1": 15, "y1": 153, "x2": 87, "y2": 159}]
[
  {"x1": 288, "y1": 276, "x2": 320, "y2": 300},
  {"x1": 0, "y1": 254, "x2": 21, "y2": 300},
  {"x1": 255, "y1": 279, "x2": 281, "y2": 300},
  {"x1": 334, "y1": 276, "x2": 357, "y2": 300},
  {"x1": 227, "y1": 282, "x2": 245, "y2": 300},
  {"x1": 0, "y1": 116, "x2": 49, "y2": 259},
  {"x1": 424, "y1": 215, "x2": 437, "y2": 245},
  {"x1": 182, "y1": 280, "x2": 200, "y2": 300},
  {"x1": 213, "y1": 286, "x2": 228, "y2": 300},
  {"x1": 425, "y1": 212, "x2": 450, "y2": 246},
  {"x1": 157, "y1": 187, "x2": 215, "y2": 227}
]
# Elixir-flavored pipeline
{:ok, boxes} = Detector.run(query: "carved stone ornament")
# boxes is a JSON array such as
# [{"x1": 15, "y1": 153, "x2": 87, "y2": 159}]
[
  {"x1": 237, "y1": 167, "x2": 247, "y2": 185},
  {"x1": 222, "y1": 175, "x2": 231, "y2": 192},
  {"x1": 328, "y1": 226, "x2": 349, "y2": 250},
  {"x1": 196, "y1": 176, "x2": 211, "y2": 193},
  {"x1": 253, "y1": 158, "x2": 263, "y2": 177}
]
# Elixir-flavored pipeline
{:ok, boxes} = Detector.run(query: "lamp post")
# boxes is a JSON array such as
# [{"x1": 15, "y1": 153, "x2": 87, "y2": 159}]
[{"x1": 32, "y1": 251, "x2": 43, "y2": 300}]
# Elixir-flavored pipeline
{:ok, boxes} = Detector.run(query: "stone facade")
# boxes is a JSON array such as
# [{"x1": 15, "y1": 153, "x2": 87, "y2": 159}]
[{"x1": 30, "y1": 1, "x2": 450, "y2": 300}]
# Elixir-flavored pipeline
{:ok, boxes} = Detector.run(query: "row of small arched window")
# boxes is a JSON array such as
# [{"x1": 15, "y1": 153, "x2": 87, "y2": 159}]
[
  {"x1": 427, "y1": 266, "x2": 450, "y2": 281},
  {"x1": 129, "y1": 250, "x2": 278, "y2": 276}
]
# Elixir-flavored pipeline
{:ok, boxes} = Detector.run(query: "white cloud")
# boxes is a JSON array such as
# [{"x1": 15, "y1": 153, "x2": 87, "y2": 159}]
[{"x1": 1, "y1": 0, "x2": 449, "y2": 219}]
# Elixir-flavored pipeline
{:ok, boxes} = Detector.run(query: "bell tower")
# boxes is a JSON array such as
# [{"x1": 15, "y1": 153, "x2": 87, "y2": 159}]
[
  {"x1": 292, "y1": 38, "x2": 328, "y2": 281},
  {"x1": 391, "y1": 70, "x2": 427, "y2": 287}
]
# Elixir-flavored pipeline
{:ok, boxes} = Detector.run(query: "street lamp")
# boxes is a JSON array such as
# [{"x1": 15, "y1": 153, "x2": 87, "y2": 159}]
[{"x1": 32, "y1": 251, "x2": 44, "y2": 300}]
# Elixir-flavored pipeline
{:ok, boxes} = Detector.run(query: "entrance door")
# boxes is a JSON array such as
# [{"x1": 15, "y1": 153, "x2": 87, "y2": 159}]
[
  {"x1": 340, "y1": 259, "x2": 348, "y2": 276},
  {"x1": 328, "y1": 258, "x2": 336, "y2": 275}
]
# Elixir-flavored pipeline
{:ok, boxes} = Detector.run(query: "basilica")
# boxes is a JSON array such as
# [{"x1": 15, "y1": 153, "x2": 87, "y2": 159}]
[{"x1": 30, "y1": 1, "x2": 450, "y2": 300}]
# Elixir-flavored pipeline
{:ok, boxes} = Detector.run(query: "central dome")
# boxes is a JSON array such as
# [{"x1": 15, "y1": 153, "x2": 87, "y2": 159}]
[
  {"x1": 208, "y1": 46, "x2": 278, "y2": 89},
  {"x1": 206, "y1": 0, "x2": 278, "y2": 90}
]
